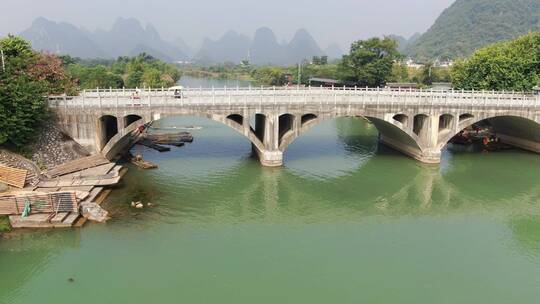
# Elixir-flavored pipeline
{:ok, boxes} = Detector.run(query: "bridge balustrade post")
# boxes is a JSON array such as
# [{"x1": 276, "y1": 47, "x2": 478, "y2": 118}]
[
  {"x1": 377, "y1": 87, "x2": 380, "y2": 108},
  {"x1": 273, "y1": 86, "x2": 276, "y2": 105},
  {"x1": 148, "y1": 87, "x2": 152, "y2": 107},
  {"x1": 98, "y1": 87, "x2": 102, "y2": 108},
  {"x1": 82, "y1": 90, "x2": 85, "y2": 108},
  {"x1": 116, "y1": 90, "x2": 118, "y2": 108},
  {"x1": 212, "y1": 86, "x2": 215, "y2": 105},
  {"x1": 180, "y1": 87, "x2": 184, "y2": 107},
  {"x1": 161, "y1": 87, "x2": 165, "y2": 106}
]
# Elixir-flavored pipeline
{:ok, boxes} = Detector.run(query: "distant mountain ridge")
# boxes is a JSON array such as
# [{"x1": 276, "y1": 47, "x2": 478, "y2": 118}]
[
  {"x1": 20, "y1": 17, "x2": 189, "y2": 61},
  {"x1": 388, "y1": 34, "x2": 420, "y2": 53},
  {"x1": 406, "y1": 0, "x2": 540, "y2": 60},
  {"x1": 194, "y1": 27, "x2": 331, "y2": 65},
  {"x1": 19, "y1": 17, "x2": 336, "y2": 65}
]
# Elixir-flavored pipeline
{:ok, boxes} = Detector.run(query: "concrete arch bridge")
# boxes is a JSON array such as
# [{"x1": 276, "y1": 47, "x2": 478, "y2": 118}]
[{"x1": 49, "y1": 87, "x2": 540, "y2": 166}]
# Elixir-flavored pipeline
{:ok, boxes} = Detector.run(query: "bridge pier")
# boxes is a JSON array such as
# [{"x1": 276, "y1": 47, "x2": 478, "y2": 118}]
[
  {"x1": 254, "y1": 148, "x2": 283, "y2": 167},
  {"x1": 379, "y1": 135, "x2": 442, "y2": 164},
  {"x1": 252, "y1": 113, "x2": 284, "y2": 167}
]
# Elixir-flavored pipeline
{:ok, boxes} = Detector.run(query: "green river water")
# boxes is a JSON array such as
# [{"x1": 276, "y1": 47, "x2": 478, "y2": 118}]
[{"x1": 1, "y1": 78, "x2": 540, "y2": 303}]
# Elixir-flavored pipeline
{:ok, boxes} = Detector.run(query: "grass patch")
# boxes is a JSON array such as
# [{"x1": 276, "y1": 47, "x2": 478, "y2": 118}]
[{"x1": 0, "y1": 216, "x2": 11, "y2": 232}]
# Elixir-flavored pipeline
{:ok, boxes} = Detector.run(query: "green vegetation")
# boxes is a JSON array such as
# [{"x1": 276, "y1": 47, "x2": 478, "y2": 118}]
[
  {"x1": 407, "y1": 0, "x2": 540, "y2": 60},
  {"x1": 451, "y1": 32, "x2": 540, "y2": 91},
  {"x1": 64, "y1": 53, "x2": 181, "y2": 89},
  {"x1": 0, "y1": 35, "x2": 67, "y2": 148},
  {"x1": 338, "y1": 37, "x2": 401, "y2": 87},
  {"x1": 0, "y1": 35, "x2": 182, "y2": 150},
  {"x1": 0, "y1": 216, "x2": 11, "y2": 232},
  {"x1": 251, "y1": 66, "x2": 288, "y2": 86}
]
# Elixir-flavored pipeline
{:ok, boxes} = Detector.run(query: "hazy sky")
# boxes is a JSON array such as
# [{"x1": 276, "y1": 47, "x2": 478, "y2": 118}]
[{"x1": 1, "y1": 0, "x2": 455, "y2": 49}]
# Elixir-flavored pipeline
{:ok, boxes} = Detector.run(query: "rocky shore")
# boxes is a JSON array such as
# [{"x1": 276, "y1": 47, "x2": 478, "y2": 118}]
[{"x1": 30, "y1": 120, "x2": 90, "y2": 170}]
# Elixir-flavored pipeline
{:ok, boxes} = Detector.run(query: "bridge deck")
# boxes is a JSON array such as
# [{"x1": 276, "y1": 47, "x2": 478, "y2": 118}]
[{"x1": 49, "y1": 87, "x2": 540, "y2": 109}]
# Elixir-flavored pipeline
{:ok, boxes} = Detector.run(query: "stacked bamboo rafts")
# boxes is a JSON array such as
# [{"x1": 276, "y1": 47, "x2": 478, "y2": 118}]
[
  {"x1": 0, "y1": 165, "x2": 27, "y2": 189},
  {"x1": 2, "y1": 155, "x2": 126, "y2": 228}
]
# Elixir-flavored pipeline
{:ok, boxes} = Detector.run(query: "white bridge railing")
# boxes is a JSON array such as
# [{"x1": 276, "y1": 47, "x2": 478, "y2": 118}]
[{"x1": 48, "y1": 86, "x2": 540, "y2": 109}]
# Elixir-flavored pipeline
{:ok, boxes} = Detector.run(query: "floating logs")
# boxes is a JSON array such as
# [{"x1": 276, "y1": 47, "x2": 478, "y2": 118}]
[
  {"x1": 145, "y1": 132, "x2": 194, "y2": 144},
  {"x1": 135, "y1": 131, "x2": 194, "y2": 153}
]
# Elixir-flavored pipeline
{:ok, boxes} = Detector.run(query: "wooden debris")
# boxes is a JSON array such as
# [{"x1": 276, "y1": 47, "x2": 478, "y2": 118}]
[
  {"x1": 37, "y1": 175, "x2": 121, "y2": 188},
  {"x1": 146, "y1": 132, "x2": 194, "y2": 144},
  {"x1": 129, "y1": 154, "x2": 157, "y2": 169},
  {"x1": 0, "y1": 165, "x2": 28, "y2": 189},
  {"x1": 0, "y1": 192, "x2": 78, "y2": 215},
  {"x1": 138, "y1": 139, "x2": 171, "y2": 152},
  {"x1": 46, "y1": 155, "x2": 109, "y2": 178},
  {"x1": 60, "y1": 163, "x2": 116, "y2": 179}
]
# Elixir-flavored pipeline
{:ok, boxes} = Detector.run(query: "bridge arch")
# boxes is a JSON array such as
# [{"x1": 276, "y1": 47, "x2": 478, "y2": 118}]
[
  {"x1": 278, "y1": 114, "x2": 295, "y2": 146},
  {"x1": 301, "y1": 114, "x2": 318, "y2": 126},
  {"x1": 98, "y1": 115, "x2": 119, "y2": 150},
  {"x1": 226, "y1": 114, "x2": 244, "y2": 125},
  {"x1": 393, "y1": 114, "x2": 409, "y2": 129},
  {"x1": 278, "y1": 114, "x2": 423, "y2": 161},
  {"x1": 124, "y1": 114, "x2": 143, "y2": 127},
  {"x1": 459, "y1": 113, "x2": 474, "y2": 122},
  {"x1": 438, "y1": 114, "x2": 540, "y2": 151},
  {"x1": 413, "y1": 114, "x2": 429, "y2": 138}
]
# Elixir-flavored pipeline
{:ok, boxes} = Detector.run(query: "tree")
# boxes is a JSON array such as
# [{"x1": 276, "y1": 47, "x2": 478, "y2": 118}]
[
  {"x1": 251, "y1": 67, "x2": 286, "y2": 86},
  {"x1": 29, "y1": 53, "x2": 74, "y2": 94},
  {"x1": 0, "y1": 36, "x2": 49, "y2": 147},
  {"x1": 451, "y1": 32, "x2": 540, "y2": 91},
  {"x1": 68, "y1": 65, "x2": 124, "y2": 89},
  {"x1": 338, "y1": 37, "x2": 401, "y2": 87},
  {"x1": 388, "y1": 62, "x2": 410, "y2": 83}
]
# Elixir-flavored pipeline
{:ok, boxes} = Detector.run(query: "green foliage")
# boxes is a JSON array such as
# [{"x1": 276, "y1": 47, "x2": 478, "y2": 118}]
[
  {"x1": 0, "y1": 36, "x2": 50, "y2": 148},
  {"x1": 338, "y1": 37, "x2": 401, "y2": 87},
  {"x1": 407, "y1": 63, "x2": 452, "y2": 86},
  {"x1": 451, "y1": 32, "x2": 540, "y2": 91},
  {"x1": 0, "y1": 216, "x2": 11, "y2": 232},
  {"x1": 65, "y1": 53, "x2": 182, "y2": 89},
  {"x1": 67, "y1": 65, "x2": 124, "y2": 89},
  {"x1": 251, "y1": 67, "x2": 286, "y2": 86},
  {"x1": 0, "y1": 35, "x2": 33, "y2": 58},
  {"x1": 388, "y1": 63, "x2": 410, "y2": 83},
  {"x1": 407, "y1": 0, "x2": 540, "y2": 60}
]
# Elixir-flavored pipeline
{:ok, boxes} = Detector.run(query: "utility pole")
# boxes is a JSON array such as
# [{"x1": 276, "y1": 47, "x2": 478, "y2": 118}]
[
  {"x1": 0, "y1": 48, "x2": 5, "y2": 72},
  {"x1": 297, "y1": 62, "x2": 302, "y2": 87}
]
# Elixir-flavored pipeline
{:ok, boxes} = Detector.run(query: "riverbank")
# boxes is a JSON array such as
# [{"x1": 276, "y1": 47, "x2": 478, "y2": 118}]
[{"x1": 0, "y1": 120, "x2": 126, "y2": 230}]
